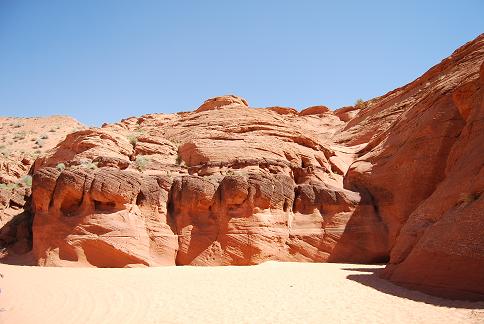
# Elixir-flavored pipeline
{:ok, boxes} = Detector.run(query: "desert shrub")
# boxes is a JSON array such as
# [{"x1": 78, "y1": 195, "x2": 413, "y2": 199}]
[
  {"x1": 225, "y1": 169, "x2": 248, "y2": 177},
  {"x1": 56, "y1": 163, "x2": 66, "y2": 171},
  {"x1": 0, "y1": 183, "x2": 18, "y2": 190},
  {"x1": 355, "y1": 99, "x2": 368, "y2": 109},
  {"x1": 134, "y1": 156, "x2": 149, "y2": 171},
  {"x1": 13, "y1": 131, "x2": 26, "y2": 140},
  {"x1": 35, "y1": 139, "x2": 45, "y2": 147},
  {"x1": 49, "y1": 128, "x2": 56, "y2": 133},
  {"x1": 87, "y1": 162, "x2": 98, "y2": 170},
  {"x1": 40, "y1": 134, "x2": 49, "y2": 139},
  {"x1": 21, "y1": 175, "x2": 33, "y2": 187},
  {"x1": 127, "y1": 134, "x2": 138, "y2": 146},
  {"x1": 80, "y1": 160, "x2": 98, "y2": 170}
]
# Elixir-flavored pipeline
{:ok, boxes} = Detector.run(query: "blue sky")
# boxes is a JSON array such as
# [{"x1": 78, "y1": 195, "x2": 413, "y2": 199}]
[{"x1": 0, "y1": 1, "x2": 483, "y2": 126}]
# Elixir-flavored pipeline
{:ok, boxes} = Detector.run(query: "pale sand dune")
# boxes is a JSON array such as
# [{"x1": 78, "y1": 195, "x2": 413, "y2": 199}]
[{"x1": 0, "y1": 263, "x2": 483, "y2": 324}]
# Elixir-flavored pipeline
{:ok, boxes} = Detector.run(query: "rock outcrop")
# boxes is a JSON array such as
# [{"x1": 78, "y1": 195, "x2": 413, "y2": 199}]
[
  {"x1": 29, "y1": 94, "x2": 359, "y2": 266},
  {"x1": 333, "y1": 34, "x2": 484, "y2": 299},
  {"x1": 1, "y1": 35, "x2": 483, "y2": 300},
  {"x1": 195, "y1": 95, "x2": 249, "y2": 113},
  {"x1": 381, "y1": 52, "x2": 484, "y2": 300},
  {"x1": 0, "y1": 116, "x2": 85, "y2": 258}
]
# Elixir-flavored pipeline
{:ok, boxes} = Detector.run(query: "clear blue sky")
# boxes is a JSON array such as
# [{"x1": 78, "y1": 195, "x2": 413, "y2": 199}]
[{"x1": 0, "y1": 1, "x2": 483, "y2": 126}]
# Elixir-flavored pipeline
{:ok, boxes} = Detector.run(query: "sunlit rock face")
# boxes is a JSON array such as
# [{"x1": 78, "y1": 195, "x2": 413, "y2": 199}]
[
  {"x1": 30, "y1": 93, "x2": 358, "y2": 266},
  {"x1": 335, "y1": 34, "x2": 484, "y2": 299},
  {"x1": 2, "y1": 34, "x2": 484, "y2": 300}
]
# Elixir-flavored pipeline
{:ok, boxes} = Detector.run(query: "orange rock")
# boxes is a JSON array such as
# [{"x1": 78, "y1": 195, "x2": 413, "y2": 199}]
[
  {"x1": 195, "y1": 95, "x2": 249, "y2": 113},
  {"x1": 264, "y1": 106, "x2": 298, "y2": 115},
  {"x1": 333, "y1": 106, "x2": 359, "y2": 122},
  {"x1": 381, "y1": 58, "x2": 484, "y2": 300},
  {"x1": 333, "y1": 34, "x2": 484, "y2": 298},
  {"x1": 0, "y1": 116, "x2": 85, "y2": 256},
  {"x1": 1, "y1": 32, "x2": 483, "y2": 301},
  {"x1": 299, "y1": 105, "x2": 330, "y2": 116},
  {"x1": 32, "y1": 167, "x2": 178, "y2": 266},
  {"x1": 23, "y1": 90, "x2": 357, "y2": 266}
]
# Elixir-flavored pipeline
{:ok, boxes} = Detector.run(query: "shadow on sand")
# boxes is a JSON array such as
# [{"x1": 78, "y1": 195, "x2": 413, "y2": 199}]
[
  {"x1": 343, "y1": 267, "x2": 484, "y2": 309},
  {"x1": 0, "y1": 251, "x2": 36, "y2": 266}
]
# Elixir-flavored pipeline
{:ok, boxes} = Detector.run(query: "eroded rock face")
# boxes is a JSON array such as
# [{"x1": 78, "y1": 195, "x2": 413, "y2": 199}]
[
  {"x1": 28, "y1": 92, "x2": 359, "y2": 266},
  {"x1": 1, "y1": 34, "x2": 483, "y2": 299},
  {"x1": 333, "y1": 35, "x2": 484, "y2": 299},
  {"x1": 32, "y1": 167, "x2": 178, "y2": 266},
  {"x1": 299, "y1": 105, "x2": 330, "y2": 116},
  {"x1": 195, "y1": 95, "x2": 249, "y2": 112},
  {"x1": 380, "y1": 58, "x2": 484, "y2": 300},
  {"x1": 0, "y1": 116, "x2": 85, "y2": 257}
]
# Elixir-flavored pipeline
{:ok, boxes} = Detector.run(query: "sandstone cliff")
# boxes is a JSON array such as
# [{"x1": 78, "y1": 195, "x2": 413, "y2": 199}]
[
  {"x1": 1, "y1": 35, "x2": 483, "y2": 300},
  {"x1": 0, "y1": 116, "x2": 85, "y2": 256},
  {"x1": 334, "y1": 34, "x2": 484, "y2": 299}
]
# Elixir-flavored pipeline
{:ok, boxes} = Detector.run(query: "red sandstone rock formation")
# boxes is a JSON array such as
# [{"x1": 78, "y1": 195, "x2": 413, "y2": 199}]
[
  {"x1": 195, "y1": 95, "x2": 249, "y2": 113},
  {"x1": 333, "y1": 34, "x2": 484, "y2": 299},
  {"x1": 381, "y1": 49, "x2": 484, "y2": 300},
  {"x1": 1, "y1": 34, "x2": 483, "y2": 299},
  {"x1": 30, "y1": 94, "x2": 357, "y2": 266},
  {"x1": 299, "y1": 105, "x2": 330, "y2": 116},
  {"x1": 0, "y1": 116, "x2": 85, "y2": 257}
]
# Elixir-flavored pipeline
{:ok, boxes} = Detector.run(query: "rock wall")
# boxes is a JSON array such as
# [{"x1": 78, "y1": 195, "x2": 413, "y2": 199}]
[
  {"x1": 1, "y1": 34, "x2": 483, "y2": 300},
  {"x1": 0, "y1": 116, "x2": 85, "y2": 259},
  {"x1": 29, "y1": 95, "x2": 360, "y2": 266},
  {"x1": 335, "y1": 34, "x2": 484, "y2": 299}
]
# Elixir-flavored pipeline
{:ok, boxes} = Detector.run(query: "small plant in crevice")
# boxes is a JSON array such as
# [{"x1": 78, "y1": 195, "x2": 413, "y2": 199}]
[
  {"x1": 0, "y1": 183, "x2": 19, "y2": 190},
  {"x1": 354, "y1": 98, "x2": 368, "y2": 110},
  {"x1": 80, "y1": 160, "x2": 98, "y2": 170},
  {"x1": 127, "y1": 134, "x2": 138, "y2": 146},
  {"x1": 35, "y1": 139, "x2": 45, "y2": 148},
  {"x1": 134, "y1": 156, "x2": 149, "y2": 172},
  {"x1": 458, "y1": 192, "x2": 481, "y2": 206},
  {"x1": 21, "y1": 175, "x2": 33, "y2": 187},
  {"x1": 56, "y1": 163, "x2": 66, "y2": 171},
  {"x1": 175, "y1": 154, "x2": 184, "y2": 166},
  {"x1": 225, "y1": 169, "x2": 248, "y2": 177},
  {"x1": 13, "y1": 131, "x2": 26, "y2": 140}
]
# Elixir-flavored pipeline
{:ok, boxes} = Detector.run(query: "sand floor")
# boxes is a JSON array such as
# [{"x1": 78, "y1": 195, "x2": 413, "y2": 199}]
[{"x1": 0, "y1": 262, "x2": 483, "y2": 324}]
